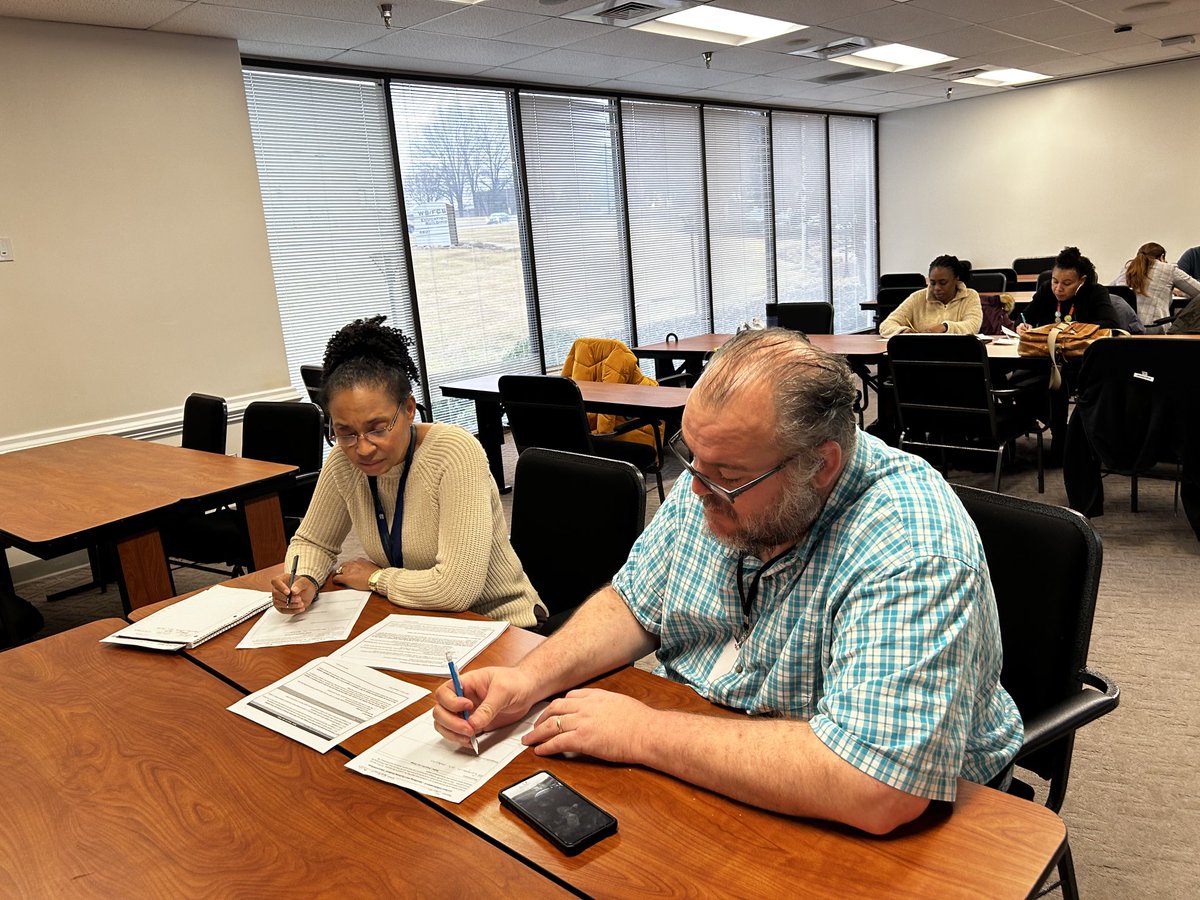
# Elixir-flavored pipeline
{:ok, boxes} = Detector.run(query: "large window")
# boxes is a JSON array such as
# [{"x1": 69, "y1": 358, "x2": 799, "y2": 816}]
[
  {"x1": 830, "y1": 116, "x2": 878, "y2": 335},
  {"x1": 242, "y1": 69, "x2": 419, "y2": 401},
  {"x1": 391, "y1": 83, "x2": 537, "y2": 426},
  {"x1": 520, "y1": 93, "x2": 630, "y2": 372},
  {"x1": 621, "y1": 99, "x2": 710, "y2": 346},
  {"x1": 773, "y1": 112, "x2": 831, "y2": 312}
]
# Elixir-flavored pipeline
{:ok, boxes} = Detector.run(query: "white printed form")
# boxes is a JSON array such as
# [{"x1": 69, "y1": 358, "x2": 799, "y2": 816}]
[
  {"x1": 236, "y1": 590, "x2": 370, "y2": 649},
  {"x1": 346, "y1": 705, "x2": 545, "y2": 803},
  {"x1": 229, "y1": 657, "x2": 428, "y2": 753},
  {"x1": 331, "y1": 614, "x2": 507, "y2": 675}
]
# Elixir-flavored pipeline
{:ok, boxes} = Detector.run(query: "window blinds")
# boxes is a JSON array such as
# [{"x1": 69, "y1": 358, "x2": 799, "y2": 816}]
[
  {"x1": 829, "y1": 116, "x2": 878, "y2": 335},
  {"x1": 772, "y1": 111, "x2": 831, "y2": 313}
]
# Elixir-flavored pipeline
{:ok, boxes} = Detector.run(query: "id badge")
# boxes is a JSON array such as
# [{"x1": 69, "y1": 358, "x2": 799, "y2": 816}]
[{"x1": 709, "y1": 638, "x2": 741, "y2": 680}]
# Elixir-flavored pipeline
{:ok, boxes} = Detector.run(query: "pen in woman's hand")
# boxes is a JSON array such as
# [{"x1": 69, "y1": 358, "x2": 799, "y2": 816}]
[{"x1": 285, "y1": 556, "x2": 298, "y2": 608}]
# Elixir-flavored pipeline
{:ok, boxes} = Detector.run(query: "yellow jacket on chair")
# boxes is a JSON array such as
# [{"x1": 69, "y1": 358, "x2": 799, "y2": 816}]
[{"x1": 560, "y1": 338, "x2": 662, "y2": 456}]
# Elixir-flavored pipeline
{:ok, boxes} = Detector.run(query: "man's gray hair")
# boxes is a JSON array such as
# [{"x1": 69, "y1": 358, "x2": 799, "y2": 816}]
[{"x1": 693, "y1": 329, "x2": 859, "y2": 464}]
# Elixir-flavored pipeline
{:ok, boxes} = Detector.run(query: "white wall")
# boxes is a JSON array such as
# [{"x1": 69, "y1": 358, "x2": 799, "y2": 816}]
[
  {"x1": 879, "y1": 56, "x2": 1200, "y2": 282},
  {"x1": 0, "y1": 18, "x2": 290, "y2": 445}
]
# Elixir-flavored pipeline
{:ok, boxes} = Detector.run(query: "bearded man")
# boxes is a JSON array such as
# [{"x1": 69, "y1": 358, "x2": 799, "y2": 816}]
[{"x1": 433, "y1": 328, "x2": 1021, "y2": 834}]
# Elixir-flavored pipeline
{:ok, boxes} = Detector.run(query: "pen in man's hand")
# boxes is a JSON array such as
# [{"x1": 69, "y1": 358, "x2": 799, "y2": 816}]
[
  {"x1": 286, "y1": 556, "x2": 298, "y2": 608},
  {"x1": 446, "y1": 651, "x2": 480, "y2": 755}
]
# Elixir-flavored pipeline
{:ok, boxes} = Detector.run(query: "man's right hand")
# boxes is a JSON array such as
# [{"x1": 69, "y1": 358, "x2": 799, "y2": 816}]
[{"x1": 431, "y1": 666, "x2": 541, "y2": 748}]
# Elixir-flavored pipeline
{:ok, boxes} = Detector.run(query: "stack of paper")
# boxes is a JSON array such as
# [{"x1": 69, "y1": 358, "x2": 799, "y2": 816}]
[{"x1": 103, "y1": 585, "x2": 272, "y2": 651}]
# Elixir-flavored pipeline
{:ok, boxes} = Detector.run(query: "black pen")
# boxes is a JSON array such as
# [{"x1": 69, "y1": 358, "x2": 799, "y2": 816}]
[{"x1": 285, "y1": 555, "x2": 298, "y2": 608}]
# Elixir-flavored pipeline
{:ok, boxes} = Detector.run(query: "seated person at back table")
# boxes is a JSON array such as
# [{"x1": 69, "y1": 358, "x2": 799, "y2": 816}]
[
  {"x1": 1017, "y1": 246, "x2": 1119, "y2": 332},
  {"x1": 1112, "y1": 241, "x2": 1200, "y2": 332},
  {"x1": 879, "y1": 254, "x2": 982, "y2": 337},
  {"x1": 270, "y1": 316, "x2": 544, "y2": 628},
  {"x1": 434, "y1": 328, "x2": 1022, "y2": 835}
]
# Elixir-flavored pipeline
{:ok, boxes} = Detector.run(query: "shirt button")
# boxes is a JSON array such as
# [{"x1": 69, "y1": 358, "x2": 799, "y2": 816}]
[{"x1": 735, "y1": 665, "x2": 743, "y2": 673}]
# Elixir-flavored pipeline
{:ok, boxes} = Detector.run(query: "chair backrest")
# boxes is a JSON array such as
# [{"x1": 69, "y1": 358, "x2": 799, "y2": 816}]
[
  {"x1": 181, "y1": 393, "x2": 228, "y2": 456},
  {"x1": 766, "y1": 301, "x2": 834, "y2": 335},
  {"x1": 509, "y1": 448, "x2": 645, "y2": 620},
  {"x1": 299, "y1": 365, "x2": 324, "y2": 404},
  {"x1": 969, "y1": 272, "x2": 1006, "y2": 294},
  {"x1": 1107, "y1": 284, "x2": 1137, "y2": 310},
  {"x1": 878, "y1": 272, "x2": 926, "y2": 290},
  {"x1": 887, "y1": 335, "x2": 1000, "y2": 442},
  {"x1": 240, "y1": 401, "x2": 326, "y2": 520},
  {"x1": 972, "y1": 267, "x2": 1019, "y2": 292},
  {"x1": 498, "y1": 375, "x2": 595, "y2": 455},
  {"x1": 951, "y1": 485, "x2": 1104, "y2": 806},
  {"x1": 1036, "y1": 268, "x2": 1053, "y2": 294},
  {"x1": 1013, "y1": 256, "x2": 1056, "y2": 275}
]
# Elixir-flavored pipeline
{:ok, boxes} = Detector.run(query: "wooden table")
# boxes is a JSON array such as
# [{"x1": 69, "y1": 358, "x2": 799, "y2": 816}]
[
  {"x1": 0, "y1": 619, "x2": 566, "y2": 898},
  {"x1": 0, "y1": 435, "x2": 295, "y2": 610},
  {"x1": 134, "y1": 570, "x2": 1067, "y2": 898},
  {"x1": 441, "y1": 374, "x2": 691, "y2": 492}
]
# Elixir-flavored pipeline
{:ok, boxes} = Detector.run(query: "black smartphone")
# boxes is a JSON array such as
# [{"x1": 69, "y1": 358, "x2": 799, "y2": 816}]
[{"x1": 498, "y1": 770, "x2": 617, "y2": 856}]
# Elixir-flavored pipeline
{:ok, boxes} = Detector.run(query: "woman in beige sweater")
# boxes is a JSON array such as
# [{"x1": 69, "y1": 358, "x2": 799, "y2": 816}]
[
  {"x1": 269, "y1": 316, "x2": 543, "y2": 628},
  {"x1": 879, "y1": 255, "x2": 982, "y2": 337}
]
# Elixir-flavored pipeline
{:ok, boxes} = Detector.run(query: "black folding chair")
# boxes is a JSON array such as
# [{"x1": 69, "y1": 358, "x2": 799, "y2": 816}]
[{"x1": 767, "y1": 301, "x2": 834, "y2": 335}]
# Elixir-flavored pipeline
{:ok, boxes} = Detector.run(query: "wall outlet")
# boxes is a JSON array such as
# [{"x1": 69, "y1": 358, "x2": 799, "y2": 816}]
[{"x1": 0, "y1": 238, "x2": 12, "y2": 262}]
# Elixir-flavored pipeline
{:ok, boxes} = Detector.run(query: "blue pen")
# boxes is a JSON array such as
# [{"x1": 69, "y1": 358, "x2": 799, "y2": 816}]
[{"x1": 446, "y1": 651, "x2": 480, "y2": 755}]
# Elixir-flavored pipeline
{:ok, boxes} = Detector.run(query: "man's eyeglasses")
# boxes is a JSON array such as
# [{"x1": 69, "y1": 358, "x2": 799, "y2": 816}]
[
  {"x1": 667, "y1": 430, "x2": 792, "y2": 504},
  {"x1": 332, "y1": 404, "x2": 403, "y2": 448}
]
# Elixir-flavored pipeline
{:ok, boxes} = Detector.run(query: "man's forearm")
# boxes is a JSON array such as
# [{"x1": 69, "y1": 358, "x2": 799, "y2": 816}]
[
  {"x1": 634, "y1": 709, "x2": 930, "y2": 835},
  {"x1": 517, "y1": 586, "x2": 657, "y2": 700}
]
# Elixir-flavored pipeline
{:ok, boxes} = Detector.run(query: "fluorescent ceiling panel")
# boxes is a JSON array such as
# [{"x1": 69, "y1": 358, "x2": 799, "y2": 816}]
[
  {"x1": 832, "y1": 42, "x2": 956, "y2": 72},
  {"x1": 954, "y1": 67, "x2": 1049, "y2": 85},
  {"x1": 633, "y1": 5, "x2": 806, "y2": 47}
]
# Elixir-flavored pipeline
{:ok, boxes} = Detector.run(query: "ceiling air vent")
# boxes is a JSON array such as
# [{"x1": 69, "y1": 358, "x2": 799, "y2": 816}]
[
  {"x1": 815, "y1": 70, "x2": 874, "y2": 84},
  {"x1": 566, "y1": 0, "x2": 699, "y2": 27},
  {"x1": 789, "y1": 36, "x2": 874, "y2": 60},
  {"x1": 934, "y1": 67, "x2": 990, "y2": 82}
]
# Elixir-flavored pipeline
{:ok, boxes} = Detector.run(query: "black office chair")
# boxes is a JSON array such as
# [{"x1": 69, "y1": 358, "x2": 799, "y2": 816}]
[
  {"x1": 953, "y1": 485, "x2": 1118, "y2": 900},
  {"x1": 878, "y1": 272, "x2": 926, "y2": 290},
  {"x1": 498, "y1": 375, "x2": 665, "y2": 502},
  {"x1": 1013, "y1": 256, "x2": 1057, "y2": 276},
  {"x1": 969, "y1": 272, "x2": 1006, "y2": 295},
  {"x1": 767, "y1": 302, "x2": 834, "y2": 335},
  {"x1": 165, "y1": 401, "x2": 325, "y2": 576},
  {"x1": 1106, "y1": 284, "x2": 1137, "y2": 311},
  {"x1": 972, "y1": 267, "x2": 1019, "y2": 292},
  {"x1": 181, "y1": 393, "x2": 227, "y2": 455},
  {"x1": 888, "y1": 334, "x2": 1047, "y2": 492},
  {"x1": 509, "y1": 448, "x2": 646, "y2": 634},
  {"x1": 1064, "y1": 338, "x2": 1197, "y2": 533},
  {"x1": 874, "y1": 286, "x2": 915, "y2": 331},
  {"x1": 300, "y1": 365, "x2": 324, "y2": 404}
]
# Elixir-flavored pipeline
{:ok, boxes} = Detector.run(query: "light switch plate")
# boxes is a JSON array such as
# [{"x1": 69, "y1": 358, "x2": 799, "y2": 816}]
[{"x1": 0, "y1": 237, "x2": 12, "y2": 262}]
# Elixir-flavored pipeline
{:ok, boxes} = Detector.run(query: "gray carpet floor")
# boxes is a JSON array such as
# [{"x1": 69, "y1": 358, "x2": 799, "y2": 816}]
[{"x1": 10, "y1": 435, "x2": 1199, "y2": 898}]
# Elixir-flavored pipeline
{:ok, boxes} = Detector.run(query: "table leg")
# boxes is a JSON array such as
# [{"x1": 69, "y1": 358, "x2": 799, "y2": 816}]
[
  {"x1": 473, "y1": 398, "x2": 510, "y2": 494},
  {"x1": 242, "y1": 494, "x2": 288, "y2": 570},
  {"x1": 115, "y1": 530, "x2": 175, "y2": 612}
]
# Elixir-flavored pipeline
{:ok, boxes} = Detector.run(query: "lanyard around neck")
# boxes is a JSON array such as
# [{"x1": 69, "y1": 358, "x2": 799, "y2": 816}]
[
  {"x1": 735, "y1": 547, "x2": 792, "y2": 646},
  {"x1": 367, "y1": 424, "x2": 417, "y2": 569}
]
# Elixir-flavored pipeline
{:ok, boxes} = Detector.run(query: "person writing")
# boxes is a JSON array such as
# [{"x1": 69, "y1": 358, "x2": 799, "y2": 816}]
[
  {"x1": 879, "y1": 255, "x2": 982, "y2": 337},
  {"x1": 270, "y1": 316, "x2": 544, "y2": 627},
  {"x1": 1016, "y1": 246, "x2": 1119, "y2": 333},
  {"x1": 433, "y1": 329, "x2": 1021, "y2": 835},
  {"x1": 1112, "y1": 242, "x2": 1200, "y2": 332}
]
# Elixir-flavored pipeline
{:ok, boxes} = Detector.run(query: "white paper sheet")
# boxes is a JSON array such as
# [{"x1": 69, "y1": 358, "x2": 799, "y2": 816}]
[
  {"x1": 346, "y1": 705, "x2": 544, "y2": 803},
  {"x1": 102, "y1": 585, "x2": 271, "y2": 649},
  {"x1": 228, "y1": 657, "x2": 427, "y2": 753},
  {"x1": 331, "y1": 615, "x2": 508, "y2": 675},
  {"x1": 236, "y1": 589, "x2": 370, "y2": 649}
]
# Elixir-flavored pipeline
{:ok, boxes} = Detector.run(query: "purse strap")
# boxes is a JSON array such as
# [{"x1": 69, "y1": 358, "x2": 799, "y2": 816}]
[{"x1": 1046, "y1": 324, "x2": 1064, "y2": 391}]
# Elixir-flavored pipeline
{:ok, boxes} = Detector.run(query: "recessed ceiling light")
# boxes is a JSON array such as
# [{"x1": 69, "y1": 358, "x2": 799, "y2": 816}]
[
  {"x1": 632, "y1": 5, "x2": 807, "y2": 46},
  {"x1": 954, "y1": 68, "x2": 1050, "y2": 86},
  {"x1": 832, "y1": 43, "x2": 956, "y2": 73}
]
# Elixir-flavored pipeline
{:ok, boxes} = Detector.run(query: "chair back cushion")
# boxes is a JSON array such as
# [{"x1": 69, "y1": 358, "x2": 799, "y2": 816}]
[
  {"x1": 499, "y1": 375, "x2": 595, "y2": 455},
  {"x1": 767, "y1": 302, "x2": 834, "y2": 335},
  {"x1": 299, "y1": 365, "x2": 324, "y2": 404},
  {"x1": 887, "y1": 335, "x2": 998, "y2": 442},
  {"x1": 509, "y1": 448, "x2": 645, "y2": 618},
  {"x1": 181, "y1": 393, "x2": 228, "y2": 456},
  {"x1": 1012, "y1": 256, "x2": 1056, "y2": 275},
  {"x1": 560, "y1": 338, "x2": 659, "y2": 451},
  {"x1": 241, "y1": 401, "x2": 325, "y2": 520}
]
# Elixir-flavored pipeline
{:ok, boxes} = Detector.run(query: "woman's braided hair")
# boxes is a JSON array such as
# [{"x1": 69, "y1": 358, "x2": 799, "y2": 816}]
[{"x1": 320, "y1": 315, "x2": 419, "y2": 408}]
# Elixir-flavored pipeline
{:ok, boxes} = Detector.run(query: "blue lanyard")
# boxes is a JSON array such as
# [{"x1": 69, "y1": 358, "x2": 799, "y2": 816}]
[{"x1": 367, "y1": 425, "x2": 416, "y2": 569}]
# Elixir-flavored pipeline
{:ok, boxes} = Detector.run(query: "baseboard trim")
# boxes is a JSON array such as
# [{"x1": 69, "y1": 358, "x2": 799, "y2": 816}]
[{"x1": 0, "y1": 386, "x2": 302, "y2": 453}]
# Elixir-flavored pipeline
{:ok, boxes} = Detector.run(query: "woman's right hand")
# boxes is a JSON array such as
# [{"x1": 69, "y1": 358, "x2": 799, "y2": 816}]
[
  {"x1": 269, "y1": 572, "x2": 318, "y2": 614},
  {"x1": 1016, "y1": 322, "x2": 1030, "y2": 335}
]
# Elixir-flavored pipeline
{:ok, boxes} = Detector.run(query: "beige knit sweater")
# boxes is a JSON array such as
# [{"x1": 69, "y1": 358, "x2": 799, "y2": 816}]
[
  {"x1": 879, "y1": 284, "x2": 983, "y2": 337},
  {"x1": 286, "y1": 423, "x2": 541, "y2": 627}
]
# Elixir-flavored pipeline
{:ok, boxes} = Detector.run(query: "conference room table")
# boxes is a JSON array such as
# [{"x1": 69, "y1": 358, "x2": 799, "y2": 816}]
[
  {"x1": 0, "y1": 435, "x2": 295, "y2": 610},
  {"x1": 441, "y1": 373, "x2": 691, "y2": 493},
  {"x1": 126, "y1": 567, "x2": 1068, "y2": 898},
  {"x1": 0, "y1": 618, "x2": 567, "y2": 898}
]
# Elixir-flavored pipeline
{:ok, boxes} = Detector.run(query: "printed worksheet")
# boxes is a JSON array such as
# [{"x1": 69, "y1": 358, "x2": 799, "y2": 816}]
[
  {"x1": 229, "y1": 657, "x2": 427, "y2": 753},
  {"x1": 236, "y1": 590, "x2": 370, "y2": 649},
  {"x1": 331, "y1": 614, "x2": 507, "y2": 675},
  {"x1": 346, "y1": 705, "x2": 544, "y2": 803}
]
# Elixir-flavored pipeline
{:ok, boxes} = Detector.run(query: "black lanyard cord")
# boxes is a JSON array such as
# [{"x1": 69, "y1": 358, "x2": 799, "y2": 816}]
[{"x1": 367, "y1": 424, "x2": 417, "y2": 569}]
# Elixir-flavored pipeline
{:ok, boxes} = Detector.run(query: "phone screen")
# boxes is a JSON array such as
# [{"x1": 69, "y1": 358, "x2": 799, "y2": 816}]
[{"x1": 499, "y1": 771, "x2": 617, "y2": 854}]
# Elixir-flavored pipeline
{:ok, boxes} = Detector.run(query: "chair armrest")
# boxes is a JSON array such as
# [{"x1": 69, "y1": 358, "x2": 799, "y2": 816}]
[
  {"x1": 1017, "y1": 668, "x2": 1120, "y2": 758},
  {"x1": 295, "y1": 471, "x2": 320, "y2": 489},
  {"x1": 1151, "y1": 315, "x2": 1175, "y2": 327},
  {"x1": 656, "y1": 372, "x2": 691, "y2": 387}
]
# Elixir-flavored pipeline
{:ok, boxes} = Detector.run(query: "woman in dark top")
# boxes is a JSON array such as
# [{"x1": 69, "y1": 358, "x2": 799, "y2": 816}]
[{"x1": 1017, "y1": 246, "x2": 1119, "y2": 331}]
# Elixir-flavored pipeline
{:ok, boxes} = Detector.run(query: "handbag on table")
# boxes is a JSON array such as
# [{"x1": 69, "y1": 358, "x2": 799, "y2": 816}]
[{"x1": 1018, "y1": 322, "x2": 1121, "y2": 390}]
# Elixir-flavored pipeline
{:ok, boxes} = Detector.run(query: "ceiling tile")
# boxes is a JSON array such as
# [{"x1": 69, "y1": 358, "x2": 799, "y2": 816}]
[
  {"x1": 411, "y1": 6, "x2": 548, "y2": 39},
  {"x1": 1074, "y1": 0, "x2": 1200, "y2": 23},
  {"x1": 326, "y1": 49, "x2": 492, "y2": 77},
  {"x1": 238, "y1": 39, "x2": 344, "y2": 62},
  {"x1": 1052, "y1": 28, "x2": 1157, "y2": 53},
  {"x1": 202, "y1": 0, "x2": 450, "y2": 29},
  {"x1": 725, "y1": 0, "x2": 893, "y2": 27},
  {"x1": 0, "y1": 0, "x2": 189, "y2": 28},
  {"x1": 475, "y1": 65, "x2": 602, "y2": 87},
  {"x1": 1132, "y1": 9, "x2": 1200, "y2": 39},
  {"x1": 509, "y1": 46, "x2": 663, "y2": 77},
  {"x1": 150, "y1": 4, "x2": 384, "y2": 47},
  {"x1": 906, "y1": 0, "x2": 1058, "y2": 26},
  {"x1": 901, "y1": 80, "x2": 1000, "y2": 98},
  {"x1": 823, "y1": 4, "x2": 969, "y2": 42},
  {"x1": 989, "y1": 6, "x2": 1112, "y2": 41},
  {"x1": 1034, "y1": 54, "x2": 1119, "y2": 76},
  {"x1": 479, "y1": 0, "x2": 604, "y2": 14},
  {"x1": 867, "y1": 90, "x2": 938, "y2": 107},
  {"x1": 562, "y1": 27, "x2": 713, "y2": 61},
  {"x1": 917, "y1": 25, "x2": 1035, "y2": 56},
  {"x1": 1095, "y1": 40, "x2": 1199, "y2": 62},
  {"x1": 833, "y1": 71, "x2": 940, "y2": 91},
  {"x1": 354, "y1": 31, "x2": 545, "y2": 66},
  {"x1": 494, "y1": 14, "x2": 611, "y2": 47},
  {"x1": 614, "y1": 62, "x2": 753, "y2": 88},
  {"x1": 675, "y1": 46, "x2": 806, "y2": 75}
]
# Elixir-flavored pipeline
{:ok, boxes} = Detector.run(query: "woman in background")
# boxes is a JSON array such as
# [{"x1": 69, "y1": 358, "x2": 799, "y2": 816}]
[
  {"x1": 879, "y1": 255, "x2": 982, "y2": 337},
  {"x1": 1017, "y1": 246, "x2": 1118, "y2": 333},
  {"x1": 1112, "y1": 242, "x2": 1200, "y2": 332},
  {"x1": 269, "y1": 316, "x2": 543, "y2": 627}
]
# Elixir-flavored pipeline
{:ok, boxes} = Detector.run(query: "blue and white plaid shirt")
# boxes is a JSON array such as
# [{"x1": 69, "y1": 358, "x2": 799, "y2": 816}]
[{"x1": 612, "y1": 431, "x2": 1022, "y2": 801}]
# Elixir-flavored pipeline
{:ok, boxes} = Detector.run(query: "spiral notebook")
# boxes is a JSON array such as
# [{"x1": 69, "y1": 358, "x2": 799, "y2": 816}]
[{"x1": 103, "y1": 585, "x2": 272, "y2": 651}]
